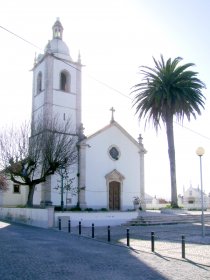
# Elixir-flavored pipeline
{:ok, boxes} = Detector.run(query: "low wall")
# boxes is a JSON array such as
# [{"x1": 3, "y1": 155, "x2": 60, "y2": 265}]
[
  {"x1": 161, "y1": 208, "x2": 188, "y2": 214},
  {"x1": 0, "y1": 207, "x2": 54, "y2": 228},
  {"x1": 182, "y1": 203, "x2": 208, "y2": 210},
  {"x1": 0, "y1": 208, "x2": 138, "y2": 228},
  {"x1": 55, "y1": 211, "x2": 138, "y2": 227},
  {"x1": 146, "y1": 203, "x2": 169, "y2": 210}
]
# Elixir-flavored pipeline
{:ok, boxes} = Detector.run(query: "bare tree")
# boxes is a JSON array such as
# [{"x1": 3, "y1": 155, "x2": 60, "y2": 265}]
[
  {"x1": 0, "y1": 118, "x2": 78, "y2": 207},
  {"x1": 0, "y1": 174, "x2": 8, "y2": 191}
]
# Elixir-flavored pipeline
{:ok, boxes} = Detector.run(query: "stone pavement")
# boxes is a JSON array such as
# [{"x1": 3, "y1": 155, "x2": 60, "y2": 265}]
[
  {"x1": 58, "y1": 222, "x2": 210, "y2": 267},
  {"x1": 0, "y1": 221, "x2": 210, "y2": 280}
]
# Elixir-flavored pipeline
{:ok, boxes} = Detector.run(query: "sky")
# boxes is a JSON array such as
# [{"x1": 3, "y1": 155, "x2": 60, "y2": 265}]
[{"x1": 0, "y1": 0, "x2": 210, "y2": 200}]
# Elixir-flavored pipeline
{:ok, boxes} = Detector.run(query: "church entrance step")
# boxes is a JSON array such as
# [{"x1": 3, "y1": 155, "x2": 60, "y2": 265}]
[{"x1": 125, "y1": 212, "x2": 210, "y2": 226}]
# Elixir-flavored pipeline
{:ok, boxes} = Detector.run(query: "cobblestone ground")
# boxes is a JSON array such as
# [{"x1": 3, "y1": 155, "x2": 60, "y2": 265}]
[
  {"x1": 58, "y1": 223, "x2": 210, "y2": 266},
  {"x1": 0, "y1": 221, "x2": 210, "y2": 280}
]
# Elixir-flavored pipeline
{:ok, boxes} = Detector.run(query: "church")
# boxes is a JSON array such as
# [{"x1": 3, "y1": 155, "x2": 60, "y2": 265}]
[{"x1": 1, "y1": 19, "x2": 147, "y2": 211}]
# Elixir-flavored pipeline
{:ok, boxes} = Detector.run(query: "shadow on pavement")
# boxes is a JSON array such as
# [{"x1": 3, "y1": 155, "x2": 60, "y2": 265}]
[{"x1": 0, "y1": 221, "x2": 168, "y2": 280}]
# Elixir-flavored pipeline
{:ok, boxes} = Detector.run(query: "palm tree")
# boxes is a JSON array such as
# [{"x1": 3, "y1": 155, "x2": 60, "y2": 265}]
[{"x1": 132, "y1": 55, "x2": 205, "y2": 207}]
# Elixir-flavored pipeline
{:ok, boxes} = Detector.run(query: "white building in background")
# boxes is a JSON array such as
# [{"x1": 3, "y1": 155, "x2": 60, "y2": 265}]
[
  {"x1": 178, "y1": 186, "x2": 210, "y2": 210},
  {"x1": 1, "y1": 19, "x2": 147, "y2": 210}
]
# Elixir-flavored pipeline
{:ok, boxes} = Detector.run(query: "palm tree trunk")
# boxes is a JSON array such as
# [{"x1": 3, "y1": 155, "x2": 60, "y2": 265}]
[
  {"x1": 166, "y1": 115, "x2": 178, "y2": 208},
  {"x1": 26, "y1": 184, "x2": 36, "y2": 207}
]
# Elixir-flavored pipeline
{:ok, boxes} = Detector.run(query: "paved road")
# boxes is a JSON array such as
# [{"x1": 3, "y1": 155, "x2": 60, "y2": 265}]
[
  {"x1": 0, "y1": 221, "x2": 210, "y2": 280},
  {"x1": 60, "y1": 222, "x2": 210, "y2": 265}
]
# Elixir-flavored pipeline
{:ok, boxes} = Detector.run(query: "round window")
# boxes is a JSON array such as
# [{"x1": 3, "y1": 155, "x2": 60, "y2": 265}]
[{"x1": 109, "y1": 146, "x2": 120, "y2": 160}]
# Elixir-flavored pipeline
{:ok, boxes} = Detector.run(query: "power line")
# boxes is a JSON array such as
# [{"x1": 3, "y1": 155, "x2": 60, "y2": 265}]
[
  {"x1": 52, "y1": 54, "x2": 132, "y2": 100},
  {"x1": 0, "y1": 24, "x2": 209, "y2": 141},
  {"x1": 174, "y1": 121, "x2": 210, "y2": 141},
  {"x1": 0, "y1": 25, "x2": 42, "y2": 50},
  {"x1": 86, "y1": 74, "x2": 132, "y2": 100},
  {"x1": 0, "y1": 24, "x2": 131, "y2": 99}
]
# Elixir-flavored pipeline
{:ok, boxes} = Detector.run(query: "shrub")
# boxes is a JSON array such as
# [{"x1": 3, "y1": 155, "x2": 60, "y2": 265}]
[
  {"x1": 70, "y1": 206, "x2": 81, "y2": 211},
  {"x1": 100, "y1": 208, "x2": 108, "y2": 211},
  {"x1": 84, "y1": 208, "x2": 93, "y2": 212}
]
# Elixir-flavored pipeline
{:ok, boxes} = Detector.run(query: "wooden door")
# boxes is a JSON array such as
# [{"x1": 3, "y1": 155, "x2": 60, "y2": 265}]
[{"x1": 109, "y1": 181, "x2": 120, "y2": 210}]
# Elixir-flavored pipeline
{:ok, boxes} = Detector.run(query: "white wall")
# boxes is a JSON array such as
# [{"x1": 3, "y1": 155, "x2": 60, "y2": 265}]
[
  {"x1": 55, "y1": 211, "x2": 138, "y2": 227},
  {"x1": 1, "y1": 182, "x2": 28, "y2": 207},
  {"x1": 0, "y1": 207, "x2": 138, "y2": 228},
  {"x1": 50, "y1": 169, "x2": 78, "y2": 207},
  {"x1": 85, "y1": 125, "x2": 141, "y2": 210},
  {"x1": 0, "y1": 207, "x2": 54, "y2": 228}
]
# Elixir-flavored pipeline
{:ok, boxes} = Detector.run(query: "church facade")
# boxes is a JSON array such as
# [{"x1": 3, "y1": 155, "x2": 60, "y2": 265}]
[
  {"x1": 1, "y1": 19, "x2": 147, "y2": 210},
  {"x1": 78, "y1": 121, "x2": 146, "y2": 210}
]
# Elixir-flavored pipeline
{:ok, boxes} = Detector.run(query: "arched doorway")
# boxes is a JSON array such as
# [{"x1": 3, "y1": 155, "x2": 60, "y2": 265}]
[
  {"x1": 109, "y1": 181, "x2": 120, "y2": 210},
  {"x1": 105, "y1": 169, "x2": 125, "y2": 211}
]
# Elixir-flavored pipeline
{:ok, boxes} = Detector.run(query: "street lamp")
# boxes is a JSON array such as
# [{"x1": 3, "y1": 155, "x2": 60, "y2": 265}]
[{"x1": 196, "y1": 147, "x2": 205, "y2": 237}]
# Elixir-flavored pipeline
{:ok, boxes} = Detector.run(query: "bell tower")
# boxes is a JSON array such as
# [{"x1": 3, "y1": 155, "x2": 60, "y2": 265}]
[
  {"x1": 31, "y1": 18, "x2": 82, "y2": 136},
  {"x1": 31, "y1": 18, "x2": 82, "y2": 205}
]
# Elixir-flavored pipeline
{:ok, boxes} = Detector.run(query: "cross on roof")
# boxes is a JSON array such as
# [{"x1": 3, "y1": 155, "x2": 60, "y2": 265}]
[{"x1": 110, "y1": 107, "x2": 115, "y2": 122}]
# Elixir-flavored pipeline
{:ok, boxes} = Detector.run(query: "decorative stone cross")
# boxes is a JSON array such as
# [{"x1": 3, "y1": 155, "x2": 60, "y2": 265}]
[
  {"x1": 78, "y1": 123, "x2": 85, "y2": 140},
  {"x1": 110, "y1": 107, "x2": 115, "y2": 122},
  {"x1": 138, "y1": 134, "x2": 143, "y2": 144}
]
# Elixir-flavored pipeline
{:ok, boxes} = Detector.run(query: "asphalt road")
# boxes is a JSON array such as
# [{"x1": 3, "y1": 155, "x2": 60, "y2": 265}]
[{"x1": 0, "y1": 221, "x2": 209, "y2": 280}]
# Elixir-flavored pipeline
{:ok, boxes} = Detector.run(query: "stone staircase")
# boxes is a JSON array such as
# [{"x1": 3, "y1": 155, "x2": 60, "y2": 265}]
[{"x1": 126, "y1": 211, "x2": 210, "y2": 226}]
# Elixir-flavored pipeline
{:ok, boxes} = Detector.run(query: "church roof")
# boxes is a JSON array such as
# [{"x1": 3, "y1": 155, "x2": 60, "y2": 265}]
[{"x1": 80, "y1": 120, "x2": 146, "y2": 153}]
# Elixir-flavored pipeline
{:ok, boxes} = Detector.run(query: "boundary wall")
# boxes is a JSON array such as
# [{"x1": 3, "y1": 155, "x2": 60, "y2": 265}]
[
  {"x1": 0, "y1": 207, "x2": 54, "y2": 228},
  {"x1": 0, "y1": 207, "x2": 138, "y2": 228},
  {"x1": 55, "y1": 211, "x2": 138, "y2": 227}
]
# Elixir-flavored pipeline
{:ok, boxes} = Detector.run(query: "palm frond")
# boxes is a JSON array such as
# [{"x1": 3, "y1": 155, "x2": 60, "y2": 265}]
[{"x1": 131, "y1": 55, "x2": 205, "y2": 129}]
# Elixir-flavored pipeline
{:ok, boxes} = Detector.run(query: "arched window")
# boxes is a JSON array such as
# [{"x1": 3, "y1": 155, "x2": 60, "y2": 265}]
[
  {"x1": 60, "y1": 72, "x2": 66, "y2": 91},
  {"x1": 60, "y1": 71, "x2": 70, "y2": 92},
  {"x1": 37, "y1": 72, "x2": 42, "y2": 94}
]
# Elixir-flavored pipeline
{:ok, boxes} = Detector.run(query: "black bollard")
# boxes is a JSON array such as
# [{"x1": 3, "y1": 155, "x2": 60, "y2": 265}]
[
  {"x1": 58, "y1": 218, "x2": 61, "y2": 231},
  {"x1": 127, "y1": 228, "x2": 130, "y2": 247},
  {"x1": 182, "y1": 235, "x2": 185, "y2": 258},
  {"x1": 151, "y1": 232, "x2": 155, "y2": 252},
  {"x1": 68, "y1": 219, "x2": 71, "y2": 233},
  {"x1": 108, "y1": 226, "x2": 111, "y2": 242},
  {"x1": 92, "y1": 223, "x2": 95, "y2": 238},
  {"x1": 79, "y1": 221, "x2": 81, "y2": 235}
]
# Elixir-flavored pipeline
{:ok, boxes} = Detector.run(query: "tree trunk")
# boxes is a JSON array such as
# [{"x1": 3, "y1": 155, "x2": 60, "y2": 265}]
[
  {"x1": 26, "y1": 184, "x2": 36, "y2": 207},
  {"x1": 165, "y1": 115, "x2": 178, "y2": 208}
]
